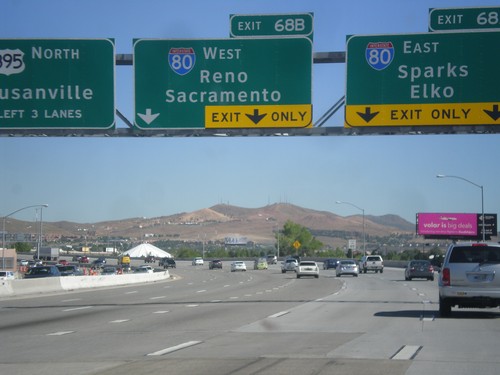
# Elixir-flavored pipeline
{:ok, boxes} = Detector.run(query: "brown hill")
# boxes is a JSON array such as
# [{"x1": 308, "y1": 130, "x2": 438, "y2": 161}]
[{"x1": 4, "y1": 203, "x2": 415, "y2": 248}]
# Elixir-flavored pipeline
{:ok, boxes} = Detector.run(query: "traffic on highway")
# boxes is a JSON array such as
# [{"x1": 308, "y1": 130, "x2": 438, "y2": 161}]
[{"x1": 0, "y1": 258, "x2": 498, "y2": 375}]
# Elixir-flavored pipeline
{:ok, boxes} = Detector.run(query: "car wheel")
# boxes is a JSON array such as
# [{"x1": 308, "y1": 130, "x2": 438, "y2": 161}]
[
  {"x1": 297, "y1": 275, "x2": 301, "y2": 278},
  {"x1": 354, "y1": 274, "x2": 358, "y2": 277},
  {"x1": 380, "y1": 269, "x2": 383, "y2": 273},
  {"x1": 439, "y1": 296, "x2": 452, "y2": 317},
  {"x1": 282, "y1": 270, "x2": 285, "y2": 273},
  {"x1": 363, "y1": 269, "x2": 367, "y2": 274},
  {"x1": 429, "y1": 276, "x2": 434, "y2": 281}
]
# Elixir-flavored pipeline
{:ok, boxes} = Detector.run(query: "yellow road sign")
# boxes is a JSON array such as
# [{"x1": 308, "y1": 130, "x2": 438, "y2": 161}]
[
  {"x1": 293, "y1": 240, "x2": 301, "y2": 249},
  {"x1": 345, "y1": 102, "x2": 500, "y2": 127},
  {"x1": 206, "y1": 104, "x2": 312, "y2": 128}
]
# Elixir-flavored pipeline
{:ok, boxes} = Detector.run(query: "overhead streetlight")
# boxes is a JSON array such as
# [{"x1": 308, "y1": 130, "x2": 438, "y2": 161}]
[
  {"x1": 436, "y1": 174, "x2": 485, "y2": 242},
  {"x1": 2, "y1": 204, "x2": 49, "y2": 270},
  {"x1": 336, "y1": 200, "x2": 366, "y2": 256}
]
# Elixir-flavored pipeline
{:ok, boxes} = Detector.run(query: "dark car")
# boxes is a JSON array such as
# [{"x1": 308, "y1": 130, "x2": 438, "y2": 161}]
[
  {"x1": 24, "y1": 265, "x2": 61, "y2": 278},
  {"x1": 209, "y1": 259, "x2": 223, "y2": 270},
  {"x1": 92, "y1": 257, "x2": 106, "y2": 267},
  {"x1": 56, "y1": 265, "x2": 83, "y2": 276},
  {"x1": 159, "y1": 258, "x2": 176, "y2": 269},
  {"x1": 405, "y1": 260, "x2": 434, "y2": 281},
  {"x1": 101, "y1": 266, "x2": 118, "y2": 275},
  {"x1": 323, "y1": 258, "x2": 339, "y2": 270},
  {"x1": 144, "y1": 255, "x2": 156, "y2": 263}
]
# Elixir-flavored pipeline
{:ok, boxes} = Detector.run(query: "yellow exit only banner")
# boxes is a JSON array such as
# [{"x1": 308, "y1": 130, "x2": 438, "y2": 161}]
[
  {"x1": 205, "y1": 104, "x2": 312, "y2": 128},
  {"x1": 345, "y1": 102, "x2": 500, "y2": 127}
]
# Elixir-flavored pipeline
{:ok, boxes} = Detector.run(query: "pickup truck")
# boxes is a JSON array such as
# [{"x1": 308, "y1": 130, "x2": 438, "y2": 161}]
[{"x1": 359, "y1": 255, "x2": 384, "y2": 273}]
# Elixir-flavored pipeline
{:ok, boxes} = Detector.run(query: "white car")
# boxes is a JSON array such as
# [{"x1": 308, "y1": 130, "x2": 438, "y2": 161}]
[
  {"x1": 296, "y1": 261, "x2": 319, "y2": 278},
  {"x1": 0, "y1": 271, "x2": 15, "y2": 280},
  {"x1": 192, "y1": 257, "x2": 204, "y2": 266},
  {"x1": 135, "y1": 265, "x2": 154, "y2": 274},
  {"x1": 231, "y1": 261, "x2": 247, "y2": 272}
]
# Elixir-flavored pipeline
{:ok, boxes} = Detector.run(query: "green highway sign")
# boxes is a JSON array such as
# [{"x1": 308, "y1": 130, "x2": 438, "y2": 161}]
[
  {"x1": 345, "y1": 32, "x2": 500, "y2": 127},
  {"x1": 134, "y1": 38, "x2": 312, "y2": 129},
  {"x1": 429, "y1": 6, "x2": 500, "y2": 31},
  {"x1": 0, "y1": 39, "x2": 115, "y2": 129},
  {"x1": 230, "y1": 13, "x2": 313, "y2": 40}
]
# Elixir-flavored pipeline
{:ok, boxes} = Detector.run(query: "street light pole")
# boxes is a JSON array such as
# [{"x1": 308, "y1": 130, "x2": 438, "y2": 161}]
[
  {"x1": 336, "y1": 201, "x2": 366, "y2": 256},
  {"x1": 2, "y1": 204, "x2": 49, "y2": 270},
  {"x1": 436, "y1": 174, "x2": 485, "y2": 242}
]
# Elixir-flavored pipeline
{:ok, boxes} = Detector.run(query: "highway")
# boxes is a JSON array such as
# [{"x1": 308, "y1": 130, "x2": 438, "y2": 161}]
[{"x1": 0, "y1": 261, "x2": 498, "y2": 375}]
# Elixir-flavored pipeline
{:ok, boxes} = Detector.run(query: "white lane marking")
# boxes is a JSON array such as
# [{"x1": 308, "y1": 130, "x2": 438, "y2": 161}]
[
  {"x1": 47, "y1": 331, "x2": 74, "y2": 336},
  {"x1": 268, "y1": 311, "x2": 289, "y2": 318},
  {"x1": 110, "y1": 319, "x2": 130, "y2": 323},
  {"x1": 125, "y1": 291, "x2": 138, "y2": 294},
  {"x1": 224, "y1": 285, "x2": 230, "y2": 288},
  {"x1": 150, "y1": 296, "x2": 166, "y2": 300},
  {"x1": 147, "y1": 340, "x2": 202, "y2": 356},
  {"x1": 229, "y1": 296, "x2": 239, "y2": 299},
  {"x1": 61, "y1": 298, "x2": 82, "y2": 302},
  {"x1": 196, "y1": 290, "x2": 207, "y2": 293},
  {"x1": 392, "y1": 345, "x2": 422, "y2": 360},
  {"x1": 186, "y1": 304, "x2": 198, "y2": 307},
  {"x1": 63, "y1": 306, "x2": 93, "y2": 312},
  {"x1": 210, "y1": 300, "x2": 222, "y2": 303},
  {"x1": 154, "y1": 311, "x2": 169, "y2": 314}
]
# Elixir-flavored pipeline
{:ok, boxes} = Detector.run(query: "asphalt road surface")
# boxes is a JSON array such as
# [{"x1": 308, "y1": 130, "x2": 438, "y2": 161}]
[{"x1": 1, "y1": 261, "x2": 498, "y2": 375}]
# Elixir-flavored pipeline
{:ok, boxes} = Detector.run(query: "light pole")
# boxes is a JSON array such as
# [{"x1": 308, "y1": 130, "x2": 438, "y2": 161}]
[
  {"x1": 336, "y1": 201, "x2": 366, "y2": 256},
  {"x1": 2, "y1": 204, "x2": 48, "y2": 270},
  {"x1": 436, "y1": 174, "x2": 485, "y2": 242}
]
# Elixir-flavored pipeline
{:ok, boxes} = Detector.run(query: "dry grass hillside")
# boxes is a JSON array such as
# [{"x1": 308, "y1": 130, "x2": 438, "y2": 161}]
[{"x1": 5, "y1": 203, "x2": 415, "y2": 248}]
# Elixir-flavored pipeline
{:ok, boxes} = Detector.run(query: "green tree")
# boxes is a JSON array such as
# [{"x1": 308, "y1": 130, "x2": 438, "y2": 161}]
[
  {"x1": 276, "y1": 220, "x2": 323, "y2": 256},
  {"x1": 14, "y1": 242, "x2": 31, "y2": 253}
]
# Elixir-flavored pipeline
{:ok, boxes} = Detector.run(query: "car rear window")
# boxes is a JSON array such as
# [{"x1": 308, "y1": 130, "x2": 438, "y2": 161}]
[
  {"x1": 449, "y1": 246, "x2": 500, "y2": 263},
  {"x1": 367, "y1": 256, "x2": 381, "y2": 261}
]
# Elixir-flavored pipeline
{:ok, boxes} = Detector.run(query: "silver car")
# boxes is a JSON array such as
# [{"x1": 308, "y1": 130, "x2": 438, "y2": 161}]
[
  {"x1": 439, "y1": 242, "x2": 500, "y2": 317},
  {"x1": 336, "y1": 260, "x2": 359, "y2": 277}
]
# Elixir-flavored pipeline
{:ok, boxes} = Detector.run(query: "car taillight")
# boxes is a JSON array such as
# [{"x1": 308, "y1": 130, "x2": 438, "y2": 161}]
[{"x1": 441, "y1": 267, "x2": 451, "y2": 286}]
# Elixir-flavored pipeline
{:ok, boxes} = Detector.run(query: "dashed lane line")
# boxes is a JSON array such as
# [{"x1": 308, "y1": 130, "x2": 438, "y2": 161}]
[{"x1": 147, "y1": 341, "x2": 202, "y2": 356}]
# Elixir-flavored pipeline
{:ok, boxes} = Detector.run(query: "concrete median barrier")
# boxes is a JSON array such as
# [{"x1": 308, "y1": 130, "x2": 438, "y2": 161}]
[{"x1": 0, "y1": 270, "x2": 170, "y2": 298}]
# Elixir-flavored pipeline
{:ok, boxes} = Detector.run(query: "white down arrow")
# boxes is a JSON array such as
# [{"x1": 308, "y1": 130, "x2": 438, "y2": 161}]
[{"x1": 138, "y1": 109, "x2": 160, "y2": 124}]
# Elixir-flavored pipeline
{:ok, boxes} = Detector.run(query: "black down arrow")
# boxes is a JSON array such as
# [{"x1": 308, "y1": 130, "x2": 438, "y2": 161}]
[
  {"x1": 246, "y1": 109, "x2": 267, "y2": 125},
  {"x1": 483, "y1": 104, "x2": 500, "y2": 121},
  {"x1": 357, "y1": 107, "x2": 379, "y2": 123}
]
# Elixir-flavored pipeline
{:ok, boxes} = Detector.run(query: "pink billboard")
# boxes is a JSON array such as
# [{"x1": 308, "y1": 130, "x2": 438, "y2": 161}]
[{"x1": 417, "y1": 213, "x2": 477, "y2": 236}]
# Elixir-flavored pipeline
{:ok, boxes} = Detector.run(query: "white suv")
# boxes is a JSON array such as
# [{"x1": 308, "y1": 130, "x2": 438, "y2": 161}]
[
  {"x1": 438, "y1": 242, "x2": 500, "y2": 317},
  {"x1": 281, "y1": 258, "x2": 298, "y2": 273},
  {"x1": 359, "y1": 255, "x2": 384, "y2": 273}
]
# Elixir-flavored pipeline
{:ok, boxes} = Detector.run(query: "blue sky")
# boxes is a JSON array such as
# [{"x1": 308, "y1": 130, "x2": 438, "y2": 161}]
[{"x1": 1, "y1": 0, "x2": 499, "y2": 224}]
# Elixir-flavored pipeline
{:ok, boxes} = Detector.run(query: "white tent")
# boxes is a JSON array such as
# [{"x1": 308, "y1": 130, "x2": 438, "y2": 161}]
[{"x1": 123, "y1": 243, "x2": 172, "y2": 258}]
